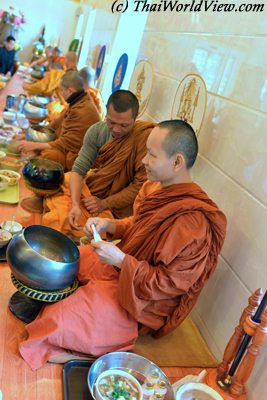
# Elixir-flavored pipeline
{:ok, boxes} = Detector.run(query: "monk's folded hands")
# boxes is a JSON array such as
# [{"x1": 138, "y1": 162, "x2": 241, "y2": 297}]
[{"x1": 82, "y1": 195, "x2": 109, "y2": 213}]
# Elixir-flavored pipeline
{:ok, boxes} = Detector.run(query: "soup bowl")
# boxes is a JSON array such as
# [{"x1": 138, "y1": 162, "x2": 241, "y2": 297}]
[
  {"x1": 88, "y1": 352, "x2": 174, "y2": 400},
  {"x1": 6, "y1": 225, "x2": 80, "y2": 291},
  {"x1": 22, "y1": 158, "x2": 64, "y2": 190},
  {"x1": 0, "y1": 229, "x2": 12, "y2": 248},
  {"x1": 94, "y1": 369, "x2": 143, "y2": 400}
]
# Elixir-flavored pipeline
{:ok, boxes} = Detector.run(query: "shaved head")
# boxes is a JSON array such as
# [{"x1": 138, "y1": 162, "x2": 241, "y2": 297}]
[
  {"x1": 61, "y1": 71, "x2": 83, "y2": 91},
  {"x1": 159, "y1": 120, "x2": 198, "y2": 169}
]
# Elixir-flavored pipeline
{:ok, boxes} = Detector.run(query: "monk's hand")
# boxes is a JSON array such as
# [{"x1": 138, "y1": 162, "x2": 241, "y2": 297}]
[
  {"x1": 17, "y1": 140, "x2": 38, "y2": 153},
  {"x1": 82, "y1": 196, "x2": 108, "y2": 213},
  {"x1": 14, "y1": 133, "x2": 26, "y2": 141},
  {"x1": 68, "y1": 205, "x2": 83, "y2": 230},
  {"x1": 91, "y1": 240, "x2": 125, "y2": 268},
  {"x1": 84, "y1": 217, "x2": 116, "y2": 238}
]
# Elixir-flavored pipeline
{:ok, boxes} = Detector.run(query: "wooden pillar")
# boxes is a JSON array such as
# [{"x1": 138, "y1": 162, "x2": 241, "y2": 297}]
[
  {"x1": 230, "y1": 310, "x2": 267, "y2": 397},
  {"x1": 217, "y1": 288, "x2": 262, "y2": 380}
]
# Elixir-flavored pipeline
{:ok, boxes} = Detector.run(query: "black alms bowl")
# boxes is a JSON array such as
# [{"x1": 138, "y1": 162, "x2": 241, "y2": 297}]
[
  {"x1": 7, "y1": 225, "x2": 80, "y2": 291},
  {"x1": 22, "y1": 158, "x2": 64, "y2": 190}
]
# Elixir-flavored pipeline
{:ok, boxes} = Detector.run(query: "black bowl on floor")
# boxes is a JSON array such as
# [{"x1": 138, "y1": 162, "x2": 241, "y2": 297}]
[{"x1": 22, "y1": 158, "x2": 64, "y2": 190}]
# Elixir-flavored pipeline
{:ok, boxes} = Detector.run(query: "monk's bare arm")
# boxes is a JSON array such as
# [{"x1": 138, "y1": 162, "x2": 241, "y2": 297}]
[
  {"x1": 69, "y1": 172, "x2": 84, "y2": 207},
  {"x1": 68, "y1": 172, "x2": 85, "y2": 229}
]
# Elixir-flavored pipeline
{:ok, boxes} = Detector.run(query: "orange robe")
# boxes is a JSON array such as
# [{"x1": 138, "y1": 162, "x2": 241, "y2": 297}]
[
  {"x1": 19, "y1": 181, "x2": 226, "y2": 370},
  {"x1": 40, "y1": 93, "x2": 100, "y2": 171},
  {"x1": 24, "y1": 69, "x2": 65, "y2": 97},
  {"x1": 42, "y1": 120, "x2": 155, "y2": 236}
]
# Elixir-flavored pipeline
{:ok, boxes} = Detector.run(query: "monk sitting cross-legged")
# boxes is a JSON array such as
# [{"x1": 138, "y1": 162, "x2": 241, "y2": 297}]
[
  {"x1": 18, "y1": 70, "x2": 100, "y2": 171},
  {"x1": 19, "y1": 119, "x2": 227, "y2": 370},
  {"x1": 18, "y1": 70, "x2": 100, "y2": 213},
  {"x1": 42, "y1": 90, "x2": 155, "y2": 239}
]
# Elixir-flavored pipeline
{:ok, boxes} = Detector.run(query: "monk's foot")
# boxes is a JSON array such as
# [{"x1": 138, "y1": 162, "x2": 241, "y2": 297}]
[
  {"x1": 48, "y1": 352, "x2": 96, "y2": 364},
  {"x1": 20, "y1": 196, "x2": 44, "y2": 213}
]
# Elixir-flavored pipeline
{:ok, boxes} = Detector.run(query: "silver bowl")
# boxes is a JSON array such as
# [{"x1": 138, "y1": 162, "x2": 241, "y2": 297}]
[
  {"x1": 6, "y1": 225, "x2": 80, "y2": 291},
  {"x1": 30, "y1": 95, "x2": 51, "y2": 107},
  {"x1": 24, "y1": 102, "x2": 48, "y2": 118},
  {"x1": 26, "y1": 124, "x2": 56, "y2": 142},
  {"x1": 88, "y1": 352, "x2": 174, "y2": 400},
  {"x1": 31, "y1": 69, "x2": 45, "y2": 79}
]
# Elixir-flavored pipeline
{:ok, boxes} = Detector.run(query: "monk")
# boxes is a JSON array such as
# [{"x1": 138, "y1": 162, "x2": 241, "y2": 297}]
[
  {"x1": 29, "y1": 45, "x2": 53, "y2": 70},
  {"x1": 23, "y1": 51, "x2": 77, "y2": 100},
  {"x1": 42, "y1": 90, "x2": 155, "y2": 238},
  {"x1": 18, "y1": 71, "x2": 100, "y2": 171},
  {"x1": 79, "y1": 66, "x2": 105, "y2": 119},
  {"x1": 19, "y1": 119, "x2": 227, "y2": 370},
  {"x1": 51, "y1": 46, "x2": 65, "y2": 69}
]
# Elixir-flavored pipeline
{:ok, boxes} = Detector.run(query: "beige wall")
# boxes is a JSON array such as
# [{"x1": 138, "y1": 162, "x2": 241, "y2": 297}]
[{"x1": 138, "y1": 9, "x2": 267, "y2": 400}]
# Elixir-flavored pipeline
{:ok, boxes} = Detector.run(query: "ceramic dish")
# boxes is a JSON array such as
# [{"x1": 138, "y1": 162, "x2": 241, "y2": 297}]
[
  {"x1": 0, "y1": 157, "x2": 23, "y2": 172},
  {"x1": 175, "y1": 382, "x2": 223, "y2": 400},
  {"x1": 0, "y1": 170, "x2": 21, "y2": 185},
  {"x1": 94, "y1": 369, "x2": 143, "y2": 400}
]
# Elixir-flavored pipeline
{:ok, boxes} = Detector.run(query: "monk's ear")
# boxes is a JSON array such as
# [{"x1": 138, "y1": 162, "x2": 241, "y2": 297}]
[{"x1": 173, "y1": 154, "x2": 185, "y2": 170}]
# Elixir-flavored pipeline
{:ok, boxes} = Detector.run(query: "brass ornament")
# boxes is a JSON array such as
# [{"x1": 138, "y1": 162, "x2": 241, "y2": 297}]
[
  {"x1": 129, "y1": 60, "x2": 154, "y2": 117},
  {"x1": 171, "y1": 73, "x2": 207, "y2": 136}
]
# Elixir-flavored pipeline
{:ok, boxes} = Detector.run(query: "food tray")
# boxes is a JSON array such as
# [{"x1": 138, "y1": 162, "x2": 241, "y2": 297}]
[
  {"x1": 0, "y1": 184, "x2": 19, "y2": 204},
  {"x1": 63, "y1": 360, "x2": 94, "y2": 400}
]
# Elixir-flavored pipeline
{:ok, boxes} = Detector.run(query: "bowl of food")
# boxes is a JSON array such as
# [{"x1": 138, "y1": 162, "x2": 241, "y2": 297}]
[
  {"x1": 26, "y1": 124, "x2": 56, "y2": 142},
  {"x1": 0, "y1": 170, "x2": 21, "y2": 185},
  {"x1": 94, "y1": 369, "x2": 143, "y2": 400},
  {"x1": 0, "y1": 174, "x2": 10, "y2": 192},
  {"x1": 0, "y1": 229, "x2": 12, "y2": 248},
  {"x1": 88, "y1": 352, "x2": 174, "y2": 400},
  {"x1": 0, "y1": 150, "x2": 6, "y2": 160},
  {"x1": 1, "y1": 221, "x2": 23, "y2": 236},
  {"x1": 6, "y1": 225, "x2": 80, "y2": 291},
  {"x1": 175, "y1": 383, "x2": 223, "y2": 400},
  {"x1": 0, "y1": 157, "x2": 23, "y2": 172},
  {"x1": 22, "y1": 158, "x2": 64, "y2": 190},
  {"x1": 3, "y1": 111, "x2": 17, "y2": 125}
]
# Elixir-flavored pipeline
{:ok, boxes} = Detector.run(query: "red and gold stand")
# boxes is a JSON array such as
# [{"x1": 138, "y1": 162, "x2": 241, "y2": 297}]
[{"x1": 205, "y1": 289, "x2": 267, "y2": 399}]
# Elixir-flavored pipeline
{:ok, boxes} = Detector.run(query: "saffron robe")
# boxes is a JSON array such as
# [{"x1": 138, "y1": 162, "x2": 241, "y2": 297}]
[
  {"x1": 42, "y1": 120, "x2": 155, "y2": 236},
  {"x1": 24, "y1": 69, "x2": 65, "y2": 97},
  {"x1": 40, "y1": 93, "x2": 100, "y2": 171},
  {"x1": 19, "y1": 180, "x2": 227, "y2": 370}
]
